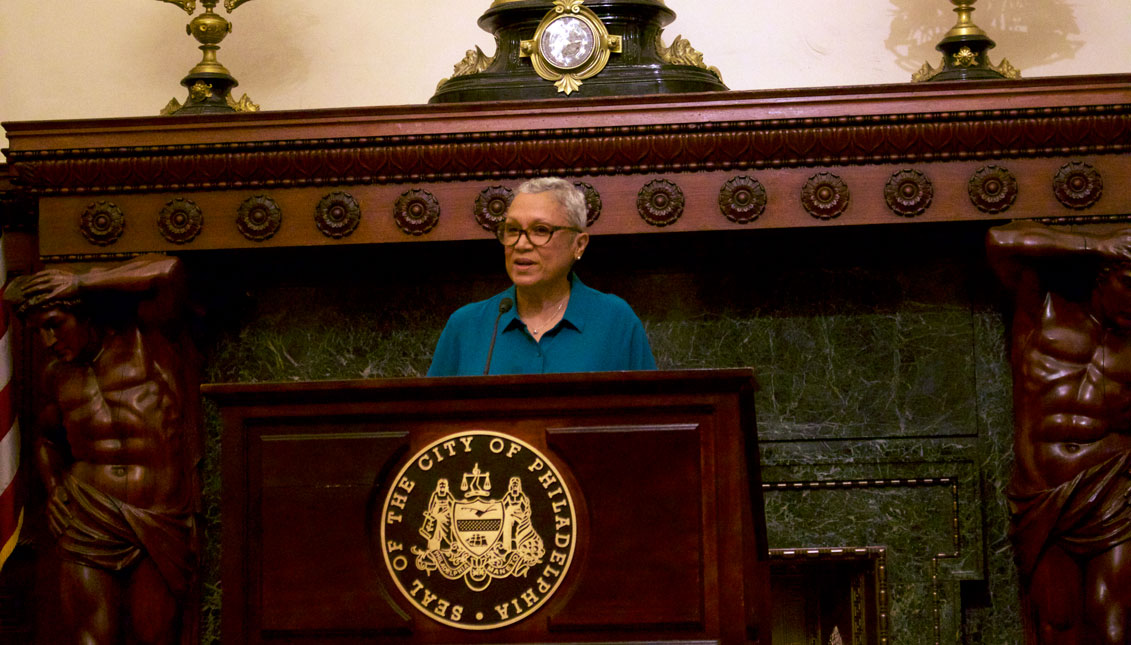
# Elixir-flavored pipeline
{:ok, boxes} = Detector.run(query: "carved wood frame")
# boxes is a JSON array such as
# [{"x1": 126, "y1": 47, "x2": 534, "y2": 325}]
[{"x1": 3, "y1": 74, "x2": 1130, "y2": 261}]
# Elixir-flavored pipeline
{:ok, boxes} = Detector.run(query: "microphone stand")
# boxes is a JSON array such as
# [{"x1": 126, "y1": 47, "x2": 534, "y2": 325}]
[{"x1": 483, "y1": 297, "x2": 514, "y2": 375}]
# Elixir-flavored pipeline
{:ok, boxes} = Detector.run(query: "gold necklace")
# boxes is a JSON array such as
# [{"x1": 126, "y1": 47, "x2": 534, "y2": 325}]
[{"x1": 527, "y1": 297, "x2": 567, "y2": 335}]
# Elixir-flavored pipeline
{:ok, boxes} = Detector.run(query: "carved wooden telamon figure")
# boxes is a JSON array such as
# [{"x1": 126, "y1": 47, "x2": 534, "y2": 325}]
[
  {"x1": 4, "y1": 255, "x2": 202, "y2": 645},
  {"x1": 988, "y1": 221, "x2": 1131, "y2": 644}
]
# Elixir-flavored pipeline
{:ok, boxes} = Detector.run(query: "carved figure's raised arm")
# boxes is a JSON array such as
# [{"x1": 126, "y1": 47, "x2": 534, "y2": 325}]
[
  {"x1": 6, "y1": 254, "x2": 186, "y2": 328},
  {"x1": 986, "y1": 221, "x2": 1131, "y2": 291},
  {"x1": 84, "y1": 255, "x2": 186, "y2": 327}
]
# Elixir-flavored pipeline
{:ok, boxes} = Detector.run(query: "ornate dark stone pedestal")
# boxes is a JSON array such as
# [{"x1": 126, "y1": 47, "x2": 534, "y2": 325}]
[
  {"x1": 172, "y1": 72, "x2": 243, "y2": 116},
  {"x1": 912, "y1": 0, "x2": 1018, "y2": 83},
  {"x1": 927, "y1": 31, "x2": 1012, "y2": 82},
  {"x1": 160, "y1": 2, "x2": 258, "y2": 116},
  {"x1": 430, "y1": 0, "x2": 727, "y2": 103}
]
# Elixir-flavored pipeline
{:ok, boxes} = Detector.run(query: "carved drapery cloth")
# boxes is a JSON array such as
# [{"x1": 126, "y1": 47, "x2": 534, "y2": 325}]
[
  {"x1": 1008, "y1": 451, "x2": 1131, "y2": 577},
  {"x1": 58, "y1": 475, "x2": 198, "y2": 600}
]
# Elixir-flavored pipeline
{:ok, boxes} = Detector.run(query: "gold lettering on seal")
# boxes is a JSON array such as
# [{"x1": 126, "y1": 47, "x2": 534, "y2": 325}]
[{"x1": 380, "y1": 430, "x2": 576, "y2": 630}]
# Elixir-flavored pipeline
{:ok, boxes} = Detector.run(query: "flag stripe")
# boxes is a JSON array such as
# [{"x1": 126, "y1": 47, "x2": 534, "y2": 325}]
[
  {"x1": 0, "y1": 231, "x2": 20, "y2": 574},
  {"x1": 0, "y1": 509, "x2": 22, "y2": 571},
  {"x1": 0, "y1": 326, "x2": 11, "y2": 390},
  {"x1": 0, "y1": 417, "x2": 17, "y2": 493},
  {"x1": 0, "y1": 477, "x2": 19, "y2": 537},
  {"x1": 0, "y1": 381, "x2": 13, "y2": 444}
]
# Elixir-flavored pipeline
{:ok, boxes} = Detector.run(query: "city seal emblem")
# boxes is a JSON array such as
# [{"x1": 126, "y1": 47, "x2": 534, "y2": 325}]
[{"x1": 379, "y1": 431, "x2": 577, "y2": 630}]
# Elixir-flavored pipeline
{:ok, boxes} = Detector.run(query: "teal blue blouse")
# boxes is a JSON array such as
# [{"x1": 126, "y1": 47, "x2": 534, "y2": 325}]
[{"x1": 427, "y1": 274, "x2": 656, "y2": 376}]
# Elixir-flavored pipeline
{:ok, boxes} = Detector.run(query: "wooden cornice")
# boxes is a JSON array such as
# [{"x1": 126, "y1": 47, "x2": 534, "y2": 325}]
[
  {"x1": 7, "y1": 75, "x2": 1131, "y2": 194},
  {"x1": 4, "y1": 74, "x2": 1130, "y2": 259},
  {"x1": 0, "y1": 164, "x2": 36, "y2": 234}
]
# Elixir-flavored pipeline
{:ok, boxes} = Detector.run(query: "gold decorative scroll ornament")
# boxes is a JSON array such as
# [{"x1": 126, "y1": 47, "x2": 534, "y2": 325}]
[
  {"x1": 158, "y1": 0, "x2": 256, "y2": 10},
  {"x1": 913, "y1": 55, "x2": 1020, "y2": 82},
  {"x1": 656, "y1": 34, "x2": 722, "y2": 82},
  {"x1": 520, "y1": 0, "x2": 623, "y2": 95},
  {"x1": 436, "y1": 46, "x2": 497, "y2": 90}
]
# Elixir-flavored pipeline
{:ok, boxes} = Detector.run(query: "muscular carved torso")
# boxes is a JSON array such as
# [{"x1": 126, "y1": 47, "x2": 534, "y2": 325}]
[
  {"x1": 47, "y1": 325, "x2": 191, "y2": 511},
  {"x1": 1013, "y1": 291, "x2": 1131, "y2": 492}
]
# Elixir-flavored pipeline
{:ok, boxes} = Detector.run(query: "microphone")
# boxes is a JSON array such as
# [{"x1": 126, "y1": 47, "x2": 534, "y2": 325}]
[{"x1": 484, "y1": 297, "x2": 513, "y2": 375}]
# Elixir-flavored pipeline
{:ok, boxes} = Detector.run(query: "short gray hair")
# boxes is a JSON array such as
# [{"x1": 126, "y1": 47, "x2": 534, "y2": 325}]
[{"x1": 514, "y1": 177, "x2": 588, "y2": 230}]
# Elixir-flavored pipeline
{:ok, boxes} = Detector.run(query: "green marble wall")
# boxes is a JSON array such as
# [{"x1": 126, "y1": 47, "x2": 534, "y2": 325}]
[{"x1": 193, "y1": 221, "x2": 1022, "y2": 644}]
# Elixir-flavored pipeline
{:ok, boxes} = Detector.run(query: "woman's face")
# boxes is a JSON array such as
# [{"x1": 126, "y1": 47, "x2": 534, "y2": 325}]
[{"x1": 503, "y1": 192, "x2": 588, "y2": 291}]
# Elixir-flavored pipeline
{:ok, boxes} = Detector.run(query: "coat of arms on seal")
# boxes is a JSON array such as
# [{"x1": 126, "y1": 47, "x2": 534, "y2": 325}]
[{"x1": 379, "y1": 431, "x2": 577, "y2": 630}]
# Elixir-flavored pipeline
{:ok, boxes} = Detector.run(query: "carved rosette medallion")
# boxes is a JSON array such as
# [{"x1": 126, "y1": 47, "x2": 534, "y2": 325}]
[
  {"x1": 883, "y1": 169, "x2": 933, "y2": 218},
  {"x1": 474, "y1": 186, "x2": 514, "y2": 232},
  {"x1": 1053, "y1": 161, "x2": 1103, "y2": 210},
  {"x1": 637, "y1": 179, "x2": 684, "y2": 227},
  {"x1": 968, "y1": 165, "x2": 1018, "y2": 214},
  {"x1": 801, "y1": 172, "x2": 850, "y2": 220},
  {"x1": 314, "y1": 191, "x2": 362, "y2": 239},
  {"x1": 718, "y1": 176, "x2": 767, "y2": 224},
  {"x1": 378, "y1": 431, "x2": 577, "y2": 630},
  {"x1": 236, "y1": 195, "x2": 282, "y2": 242},
  {"x1": 157, "y1": 198, "x2": 203, "y2": 244},
  {"x1": 574, "y1": 182, "x2": 602, "y2": 227},
  {"x1": 80, "y1": 201, "x2": 125, "y2": 246},
  {"x1": 394, "y1": 189, "x2": 441, "y2": 236}
]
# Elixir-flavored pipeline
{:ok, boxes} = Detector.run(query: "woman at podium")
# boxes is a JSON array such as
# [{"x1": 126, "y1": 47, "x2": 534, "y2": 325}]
[{"x1": 427, "y1": 177, "x2": 655, "y2": 376}]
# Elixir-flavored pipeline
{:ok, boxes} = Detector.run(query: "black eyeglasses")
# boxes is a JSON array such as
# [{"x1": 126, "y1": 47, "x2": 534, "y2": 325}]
[{"x1": 496, "y1": 222, "x2": 581, "y2": 247}]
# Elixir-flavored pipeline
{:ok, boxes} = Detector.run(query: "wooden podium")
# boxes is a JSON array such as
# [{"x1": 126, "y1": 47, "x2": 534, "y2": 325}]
[{"x1": 205, "y1": 369, "x2": 770, "y2": 644}]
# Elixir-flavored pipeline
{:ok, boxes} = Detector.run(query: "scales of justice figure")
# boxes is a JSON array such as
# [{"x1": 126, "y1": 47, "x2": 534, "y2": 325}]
[{"x1": 414, "y1": 464, "x2": 544, "y2": 591}]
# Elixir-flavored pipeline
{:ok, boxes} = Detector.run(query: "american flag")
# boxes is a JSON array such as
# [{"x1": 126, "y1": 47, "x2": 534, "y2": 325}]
[{"x1": 0, "y1": 235, "x2": 22, "y2": 573}]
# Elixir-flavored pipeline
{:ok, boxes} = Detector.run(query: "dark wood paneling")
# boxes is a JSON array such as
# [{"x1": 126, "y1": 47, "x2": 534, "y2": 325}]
[
  {"x1": 205, "y1": 370, "x2": 768, "y2": 644},
  {"x1": 256, "y1": 430, "x2": 409, "y2": 635},
  {"x1": 546, "y1": 423, "x2": 704, "y2": 630}
]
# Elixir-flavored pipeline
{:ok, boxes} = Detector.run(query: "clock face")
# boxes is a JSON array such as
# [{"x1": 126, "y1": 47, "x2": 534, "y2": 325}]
[{"x1": 539, "y1": 15, "x2": 597, "y2": 70}]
